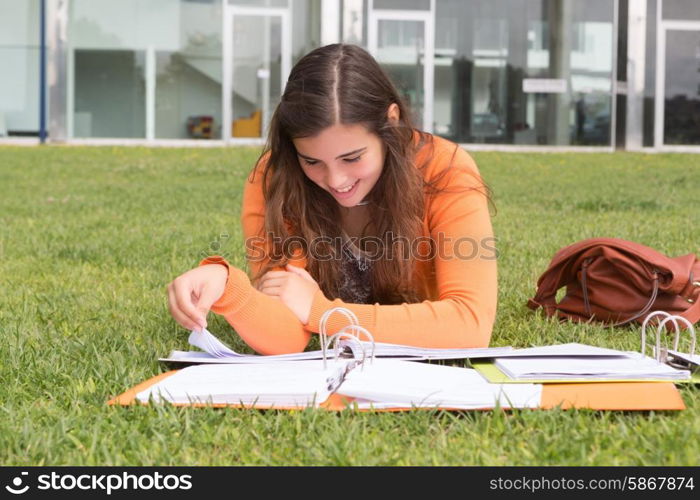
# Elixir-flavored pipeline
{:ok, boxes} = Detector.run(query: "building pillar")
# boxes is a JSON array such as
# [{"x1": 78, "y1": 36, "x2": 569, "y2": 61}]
[
  {"x1": 321, "y1": 0, "x2": 341, "y2": 46},
  {"x1": 626, "y1": 0, "x2": 647, "y2": 150},
  {"x1": 47, "y1": 0, "x2": 69, "y2": 142},
  {"x1": 547, "y1": 0, "x2": 573, "y2": 145}
]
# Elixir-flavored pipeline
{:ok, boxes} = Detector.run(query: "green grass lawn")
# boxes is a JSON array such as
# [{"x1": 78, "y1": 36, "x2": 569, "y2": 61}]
[{"x1": 1, "y1": 145, "x2": 699, "y2": 466}]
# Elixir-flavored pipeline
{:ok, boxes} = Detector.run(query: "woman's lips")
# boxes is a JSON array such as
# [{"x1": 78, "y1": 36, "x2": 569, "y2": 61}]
[{"x1": 330, "y1": 179, "x2": 359, "y2": 199}]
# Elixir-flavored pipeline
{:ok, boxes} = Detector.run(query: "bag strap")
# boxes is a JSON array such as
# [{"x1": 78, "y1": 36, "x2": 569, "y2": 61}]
[
  {"x1": 611, "y1": 274, "x2": 660, "y2": 326},
  {"x1": 529, "y1": 250, "x2": 663, "y2": 325}
]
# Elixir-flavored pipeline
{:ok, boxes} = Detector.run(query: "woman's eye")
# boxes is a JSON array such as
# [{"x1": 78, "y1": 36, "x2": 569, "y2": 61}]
[
  {"x1": 301, "y1": 159, "x2": 318, "y2": 166},
  {"x1": 344, "y1": 156, "x2": 361, "y2": 163}
]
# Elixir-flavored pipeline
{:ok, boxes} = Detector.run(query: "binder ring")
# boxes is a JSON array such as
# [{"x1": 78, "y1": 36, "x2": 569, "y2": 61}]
[
  {"x1": 338, "y1": 324, "x2": 376, "y2": 364},
  {"x1": 320, "y1": 307, "x2": 368, "y2": 368},
  {"x1": 640, "y1": 311, "x2": 677, "y2": 360},
  {"x1": 324, "y1": 331, "x2": 367, "y2": 368},
  {"x1": 656, "y1": 315, "x2": 696, "y2": 368}
]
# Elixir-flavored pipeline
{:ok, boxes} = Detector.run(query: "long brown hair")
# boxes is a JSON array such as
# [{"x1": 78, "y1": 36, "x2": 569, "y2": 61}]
[{"x1": 250, "y1": 44, "x2": 480, "y2": 304}]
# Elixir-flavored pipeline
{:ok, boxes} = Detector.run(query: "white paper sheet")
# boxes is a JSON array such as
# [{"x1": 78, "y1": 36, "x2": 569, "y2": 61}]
[
  {"x1": 494, "y1": 354, "x2": 690, "y2": 381},
  {"x1": 179, "y1": 329, "x2": 515, "y2": 364},
  {"x1": 492, "y1": 343, "x2": 637, "y2": 358},
  {"x1": 137, "y1": 360, "x2": 350, "y2": 406},
  {"x1": 667, "y1": 349, "x2": 700, "y2": 367},
  {"x1": 337, "y1": 359, "x2": 542, "y2": 409}
]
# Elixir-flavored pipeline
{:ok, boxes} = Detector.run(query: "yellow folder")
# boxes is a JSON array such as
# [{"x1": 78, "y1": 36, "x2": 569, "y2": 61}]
[{"x1": 108, "y1": 369, "x2": 686, "y2": 411}]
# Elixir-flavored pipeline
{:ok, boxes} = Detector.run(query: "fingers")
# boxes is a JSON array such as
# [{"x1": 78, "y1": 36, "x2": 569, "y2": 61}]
[
  {"x1": 259, "y1": 284, "x2": 283, "y2": 296},
  {"x1": 286, "y1": 264, "x2": 316, "y2": 283},
  {"x1": 257, "y1": 271, "x2": 289, "y2": 291},
  {"x1": 168, "y1": 280, "x2": 206, "y2": 331},
  {"x1": 258, "y1": 277, "x2": 287, "y2": 288},
  {"x1": 168, "y1": 283, "x2": 200, "y2": 330},
  {"x1": 194, "y1": 284, "x2": 225, "y2": 328},
  {"x1": 258, "y1": 275, "x2": 286, "y2": 297}
]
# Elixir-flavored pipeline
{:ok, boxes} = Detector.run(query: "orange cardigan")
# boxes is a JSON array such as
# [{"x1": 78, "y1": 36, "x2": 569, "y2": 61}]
[{"x1": 199, "y1": 134, "x2": 497, "y2": 355}]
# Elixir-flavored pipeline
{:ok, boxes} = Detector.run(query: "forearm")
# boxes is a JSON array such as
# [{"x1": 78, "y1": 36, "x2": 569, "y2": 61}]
[
  {"x1": 199, "y1": 257, "x2": 312, "y2": 355},
  {"x1": 304, "y1": 278, "x2": 496, "y2": 349}
]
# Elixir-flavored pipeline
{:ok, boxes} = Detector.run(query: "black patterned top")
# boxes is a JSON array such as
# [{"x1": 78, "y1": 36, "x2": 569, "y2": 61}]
[{"x1": 337, "y1": 231, "x2": 374, "y2": 304}]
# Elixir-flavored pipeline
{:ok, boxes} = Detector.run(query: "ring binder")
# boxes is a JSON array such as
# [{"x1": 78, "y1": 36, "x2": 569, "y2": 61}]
[
  {"x1": 323, "y1": 333, "x2": 368, "y2": 392},
  {"x1": 640, "y1": 311, "x2": 676, "y2": 361},
  {"x1": 319, "y1": 307, "x2": 376, "y2": 368},
  {"x1": 324, "y1": 332, "x2": 372, "y2": 367},
  {"x1": 640, "y1": 310, "x2": 697, "y2": 369}
]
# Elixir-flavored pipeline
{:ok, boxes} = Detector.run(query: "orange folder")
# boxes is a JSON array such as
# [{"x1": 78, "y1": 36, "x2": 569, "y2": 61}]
[{"x1": 108, "y1": 370, "x2": 686, "y2": 411}]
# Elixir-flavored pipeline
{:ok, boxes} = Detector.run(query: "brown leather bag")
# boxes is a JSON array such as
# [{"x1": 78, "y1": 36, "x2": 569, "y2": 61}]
[{"x1": 527, "y1": 238, "x2": 700, "y2": 328}]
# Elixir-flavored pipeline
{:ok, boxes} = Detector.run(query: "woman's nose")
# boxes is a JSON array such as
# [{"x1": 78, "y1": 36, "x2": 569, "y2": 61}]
[{"x1": 326, "y1": 166, "x2": 350, "y2": 190}]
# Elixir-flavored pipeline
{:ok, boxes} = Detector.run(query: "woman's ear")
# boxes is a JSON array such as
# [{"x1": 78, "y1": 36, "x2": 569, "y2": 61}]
[{"x1": 387, "y1": 103, "x2": 400, "y2": 124}]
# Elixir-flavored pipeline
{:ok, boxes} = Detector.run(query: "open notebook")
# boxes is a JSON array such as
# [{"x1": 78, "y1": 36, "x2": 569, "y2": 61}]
[
  {"x1": 112, "y1": 308, "x2": 687, "y2": 411},
  {"x1": 135, "y1": 358, "x2": 543, "y2": 410}
]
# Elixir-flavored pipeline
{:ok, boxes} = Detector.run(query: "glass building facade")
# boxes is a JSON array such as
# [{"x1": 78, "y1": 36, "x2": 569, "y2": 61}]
[{"x1": 1, "y1": 0, "x2": 699, "y2": 151}]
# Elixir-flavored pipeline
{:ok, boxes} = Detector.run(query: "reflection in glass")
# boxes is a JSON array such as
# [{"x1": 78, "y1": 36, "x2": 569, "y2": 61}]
[
  {"x1": 228, "y1": 0, "x2": 288, "y2": 6},
  {"x1": 434, "y1": 0, "x2": 614, "y2": 146},
  {"x1": 156, "y1": 0, "x2": 223, "y2": 139},
  {"x1": 374, "y1": 0, "x2": 430, "y2": 10},
  {"x1": 662, "y1": 0, "x2": 700, "y2": 21},
  {"x1": 0, "y1": 0, "x2": 40, "y2": 136},
  {"x1": 232, "y1": 14, "x2": 282, "y2": 138},
  {"x1": 663, "y1": 30, "x2": 700, "y2": 145},
  {"x1": 70, "y1": 0, "x2": 223, "y2": 139},
  {"x1": 376, "y1": 19, "x2": 424, "y2": 128},
  {"x1": 342, "y1": 0, "x2": 365, "y2": 47},
  {"x1": 74, "y1": 50, "x2": 146, "y2": 138}
]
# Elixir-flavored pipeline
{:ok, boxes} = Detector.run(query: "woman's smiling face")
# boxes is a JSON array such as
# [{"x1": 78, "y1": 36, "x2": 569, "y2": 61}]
[{"x1": 293, "y1": 122, "x2": 386, "y2": 208}]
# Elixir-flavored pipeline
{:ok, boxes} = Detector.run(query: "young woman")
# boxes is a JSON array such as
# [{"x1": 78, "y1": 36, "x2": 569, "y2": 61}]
[{"x1": 167, "y1": 44, "x2": 497, "y2": 355}]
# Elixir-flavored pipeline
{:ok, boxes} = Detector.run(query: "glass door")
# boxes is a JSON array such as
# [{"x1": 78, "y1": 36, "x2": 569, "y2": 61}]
[
  {"x1": 369, "y1": 9, "x2": 434, "y2": 132},
  {"x1": 656, "y1": 22, "x2": 700, "y2": 148},
  {"x1": 223, "y1": 6, "x2": 291, "y2": 141},
  {"x1": 470, "y1": 18, "x2": 508, "y2": 143}
]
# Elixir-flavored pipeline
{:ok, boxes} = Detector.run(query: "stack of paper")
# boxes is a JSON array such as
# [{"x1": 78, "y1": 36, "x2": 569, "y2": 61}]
[
  {"x1": 159, "y1": 328, "x2": 515, "y2": 364},
  {"x1": 136, "y1": 360, "x2": 349, "y2": 407},
  {"x1": 338, "y1": 360, "x2": 542, "y2": 409},
  {"x1": 668, "y1": 349, "x2": 700, "y2": 368},
  {"x1": 345, "y1": 342, "x2": 514, "y2": 360},
  {"x1": 494, "y1": 355, "x2": 690, "y2": 381},
  {"x1": 490, "y1": 343, "x2": 636, "y2": 358},
  {"x1": 136, "y1": 358, "x2": 543, "y2": 410}
]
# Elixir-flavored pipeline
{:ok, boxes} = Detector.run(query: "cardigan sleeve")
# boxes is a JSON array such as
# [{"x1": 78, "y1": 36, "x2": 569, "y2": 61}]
[
  {"x1": 201, "y1": 144, "x2": 497, "y2": 352},
  {"x1": 197, "y1": 158, "x2": 312, "y2": 356},
  {"x1": 304, "y1": 145, "x2": 497, "y2": 348}
]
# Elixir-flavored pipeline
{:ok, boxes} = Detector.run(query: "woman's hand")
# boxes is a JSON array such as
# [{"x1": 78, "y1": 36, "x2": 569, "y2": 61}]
[
  {"x1": 256, "y1": 264, "x2": 320, "y2": 325},
  {"x1": 167, "y1": 264, "x2": 228, "y2": 331}
]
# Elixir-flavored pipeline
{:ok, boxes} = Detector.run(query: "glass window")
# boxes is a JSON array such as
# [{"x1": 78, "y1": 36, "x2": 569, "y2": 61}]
[
  {"x1": 662, "y1": 30, "x2": 700, "y2": 145},
  {"x1": 342, "y1": 0, "x2": 367, "y2": 47},
  {"x1": 0, "y1": 0, "x2": 40, "y2": 137},
  {"x1": 374, "y1": 0, "x2": 430, "y2": 10},
  {"x1": 434, "y1": 0, "x2": 615, "y2": 146},
  {"x1": 292, "y1": 0, "x2": 322, "y2": 64},
  {"x1": 73, "y1": 50, "x2": 146, "y2": 138},
  {"x1": 69, "y1": 0, "x2": 223, "y2": 139},
  {"x1": 156, "y1": 0, "x2": 223, "y2": 139},
  {"x1": 228, "y1": 0, "x2": 288, "y2": 6},
  {"x1": 569, "y1": 0, "x2": 614, "y2": 146},
  {"x1": 663, "y1": 0, "x2": 700, "y2": 21},
  {"x1": 376, "y1": 19, "x2": 425, "y2": 128},
  {"x1": 230, "y1": 14, "x2": 283, "y2": 138}
]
